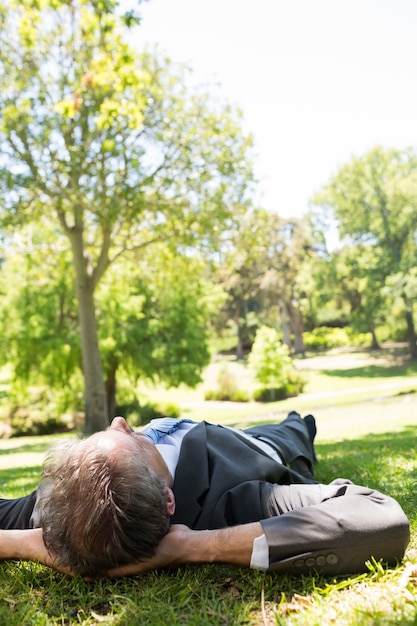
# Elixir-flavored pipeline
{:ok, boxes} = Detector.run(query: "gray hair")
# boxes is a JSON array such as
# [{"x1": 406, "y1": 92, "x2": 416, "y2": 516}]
[{"x1": 33, "y1": 437, "x2": 169, "y2": 577}]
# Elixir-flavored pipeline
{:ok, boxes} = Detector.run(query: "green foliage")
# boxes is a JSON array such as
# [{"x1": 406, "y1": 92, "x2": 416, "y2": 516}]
[
  {"x1": 248, "y1": 326, "x2": 305, "y2": 401},
  {"x1": 8, "y1": 407, "x2": 71, "y2": 437},
  {"x1": 0, "y1": 0, "x2": 256, "y2": 431},
  {"x1": 303, "y1": 327, "x2": 352, "y2": 350},
  {"x1": 345, "y1": 329, "x2": 375, "y2": 348},
  {"x1": 204, "y1": 364, "x2": 250, "y2": 402},
  {"x1": 97, "y1": 248, "x2": 215, "y2": 390},
  {"x1": 0, "y1": 232, "x2": 217, "y2": 429},
  {"x1": 252, "y1": 380, "x2": 303, "y2": 402},
  {"x1": 312, "y1": 146, "x2": 417, "y2": 253},
  {"x1": 0, "y1": 0, "x2": 255, "y2": 242},
  {"x1": 118, "y1": 398, "x2": 181, "y2": 428},
  {"x1": 214, "y1": 209, "x2": 310, "y2": 356},
  {"x1": 310, "y1": 146, "x2": 417, "y2": 357},
  {"x1": 6, "y1": 386, "x2": 78, "y2": 437},
  {"x1": 303, "y1": 326, "x2": 386, "y2": 351}
]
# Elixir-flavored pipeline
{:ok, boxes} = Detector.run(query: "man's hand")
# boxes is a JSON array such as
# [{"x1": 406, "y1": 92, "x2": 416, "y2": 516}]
[
  {"x1": 108, "y1": 524, "x2": 193, "y2": 577},
  {"x1": 22, "y1": 528, "x2": 76, "y2": 575},
  {"x1": 108, "y1": 521, "x2": 263, "y2": 578},
  {"x1": 21, "y1": 528, "x2": 52, "y2": 564}
]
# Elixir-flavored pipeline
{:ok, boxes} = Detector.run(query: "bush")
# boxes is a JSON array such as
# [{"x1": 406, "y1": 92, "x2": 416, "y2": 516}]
[
  {"x1": 204, "y1": 364, "x2": 250, "y2": 402},
  {"x1": 9, "y1": 407, "x2": 73, "y2": 437},
  {"x1": 248, "y1": 326, "x2": 305, "y2": 402},
  {"x1": 119, "y1": 399, "x2": 181, "y2": 428},
  {"x1": 345, "y1": 329, "x2": 374, "y2": 348},
  {"x1": 253, "y1": 387, "x2": 289, "y2": 402},
  {"x1": 4, "y1": 384, "x2": 79, "y2": 437},
  {"x1": 253, "y1": 377, "x2": 305, "y2": 402},
  {"x1": 303, "y1": 327, "x2": 351, "y2": 350}
]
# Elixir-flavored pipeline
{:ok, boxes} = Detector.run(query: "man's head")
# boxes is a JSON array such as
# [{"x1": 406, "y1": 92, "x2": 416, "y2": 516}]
[{"x1": 33, "y1": 418, "x2": 175, "y2": 577}]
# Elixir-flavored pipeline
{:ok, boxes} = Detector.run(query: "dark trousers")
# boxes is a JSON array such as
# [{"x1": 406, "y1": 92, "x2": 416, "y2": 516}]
[{"x1": 244, "y1": 411, "x2": 317, "y2": 482}]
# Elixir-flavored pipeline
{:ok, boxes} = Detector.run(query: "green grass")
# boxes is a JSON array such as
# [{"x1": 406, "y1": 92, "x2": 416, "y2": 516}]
[{"x1": 1, "y1": 347, "x2": 417, "y2": 624}]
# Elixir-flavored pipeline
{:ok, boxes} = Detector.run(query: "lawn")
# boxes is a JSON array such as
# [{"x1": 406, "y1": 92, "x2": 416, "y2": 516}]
[{"x1": 0, "y1": 346, "x2": 417, "y2": 625}]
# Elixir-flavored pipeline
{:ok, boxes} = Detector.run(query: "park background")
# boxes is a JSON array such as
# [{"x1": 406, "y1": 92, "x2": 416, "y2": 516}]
[{"x1": 1, "y1": 0, "x2": 417, "y2": 623}]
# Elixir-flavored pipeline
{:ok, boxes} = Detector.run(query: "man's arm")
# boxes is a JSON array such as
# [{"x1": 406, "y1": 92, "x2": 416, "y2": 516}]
[
  {"x1": 0, "y1": 528, "x2": 73, "y2": 574},
  {"x1": 0, "y1": 523, "x2": 263, "y2": 578},
  {"x1": 0, "y1": 528, "x2": 46, "y2": 562},
  {"x1": 108, "y1": 522, "x2": 264, "y2": 577},
  {"x1": 110, "y1": 481, "x2": 410, "y2": 578},
  {"x1": 261, "y1": 481, "x2": 410, "y2": 575}
]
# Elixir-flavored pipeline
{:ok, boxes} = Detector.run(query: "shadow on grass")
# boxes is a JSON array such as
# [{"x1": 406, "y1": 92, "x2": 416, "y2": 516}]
[{"x1": 320, "y1": 361, "x2": 417, "y2": 379}]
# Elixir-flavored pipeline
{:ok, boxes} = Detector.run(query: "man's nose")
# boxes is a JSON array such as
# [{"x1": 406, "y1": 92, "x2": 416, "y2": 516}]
[{"x1": 109, "y1": 416, "x2": 133, "y2": 434}]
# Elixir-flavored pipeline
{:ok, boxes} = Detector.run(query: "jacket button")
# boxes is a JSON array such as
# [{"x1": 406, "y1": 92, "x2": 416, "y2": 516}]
[
  {"x1": 305, "y1": 558, "x2": 316, "y2": 567},
  {"x1": 326, "y1": 554, "x2": 339, "y2": 565},
  {"x1": 294, "y1": 559, "x2": 305, "y2": 567},
  {"x1": 316, "y1": 555, "x2": 327, "y2": 566}
]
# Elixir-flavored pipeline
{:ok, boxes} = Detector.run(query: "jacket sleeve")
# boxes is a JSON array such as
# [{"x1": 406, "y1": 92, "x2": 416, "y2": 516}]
[
  {"x1": 260, "y1": 479, "x2": 410, "y2": 575},
  {"x1": 0, "y1": 492, "x2": 37, "y2": 529}
]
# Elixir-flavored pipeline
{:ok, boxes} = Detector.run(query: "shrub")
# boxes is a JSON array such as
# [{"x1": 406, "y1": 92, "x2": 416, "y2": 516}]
[
  {"x1": 4, "y1": 385, "x2": 79, "y2": 437},
  {"x1": 303, "y1": 327, "x2": 351, "y2": 350},
  {"x1": 9, "y1": 407, "x2": 73, "y2": 437},
  {"x1": 120, "y1": 399, "x2": 181, "y2": 428},
  {"x1": 248, "y1": 326, "x2": 305, "y2": 402},
  {"x1": 204, "y1": 364, "x2": 250, "y2": 402},
  {"x1": 253, "y1": 377, "x2": 305, "y2": 402},
  {"x1": 345, "y1": 329, "x2": 374, "y2": 347}
]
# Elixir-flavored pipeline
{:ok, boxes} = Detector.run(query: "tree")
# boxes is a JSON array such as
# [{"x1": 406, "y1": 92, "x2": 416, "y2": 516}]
[
  {"x1": 214, "y1": 209, "x2": 310, "y2": 357},
  {"x1": 214, "y1": 211, "x2": 265, "y2": 358},
  {"x1": 97, "y1": 248, "x2": 217, "y2": 418},
  {"x1": 321, "y1": 244, "x2": 387, "y2": 348},
  {"x1": 0, "y1": 0, "x2": 255, "y2": 431},
  {"x1": 0, "y1": 225, "x2": 83, "y2": 412},
  {"x1": 311, "y1": 146, "x2": 417, "y2": 358},
  {"x1": 0, "y1": 230, "x2": 217, "y2": 421},
  {"x1": 257, "y1": 213, "x2": 310, "y2": 354}
]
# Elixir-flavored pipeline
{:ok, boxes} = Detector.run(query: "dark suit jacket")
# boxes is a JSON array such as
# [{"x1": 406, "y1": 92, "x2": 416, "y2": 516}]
[{"x1": 171, "y1": 419, "x2": 410, "y2": 575}]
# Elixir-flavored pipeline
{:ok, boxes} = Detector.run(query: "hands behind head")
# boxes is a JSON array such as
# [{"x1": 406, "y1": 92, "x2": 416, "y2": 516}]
[
  {"x1": 18, "y1": 524, "x2": 193, "y2": 579},
  {"x1": 107, "y1": 524, "x2": 193, "y2": 578},
  {"x1": 21, "y1": 528, "x2": 75, "y2": 576}
]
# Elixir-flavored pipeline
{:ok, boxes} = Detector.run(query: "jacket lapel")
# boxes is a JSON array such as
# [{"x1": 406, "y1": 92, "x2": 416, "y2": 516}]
[{"x1": 171, "y1": 422, "x2": 210, "y2": 526}]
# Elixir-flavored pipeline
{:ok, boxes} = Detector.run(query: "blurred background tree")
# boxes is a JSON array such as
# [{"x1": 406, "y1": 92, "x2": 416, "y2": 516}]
[{"x1": 311, "y1": 146, "x2": 417, "y2": 358}]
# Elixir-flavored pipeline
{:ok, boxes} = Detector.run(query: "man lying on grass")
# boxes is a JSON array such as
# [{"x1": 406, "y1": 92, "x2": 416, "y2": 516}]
[{"x1": 0, "y1": 411, "x2": 410, "y2": 578}]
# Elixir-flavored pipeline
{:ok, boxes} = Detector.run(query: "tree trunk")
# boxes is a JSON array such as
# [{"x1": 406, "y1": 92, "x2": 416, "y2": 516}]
[
  {"x1": 279, "y1": 297, "x2": 291, "y2": 348},
  {"x1": 235, "y1": 306, "x2": 244, "y2": 359},
  {"x1": 405, "y1": 307, "x2": 417, "y2": 359},
  {"x1": 369, "y1": 326, "x2": 381, "y2": 350},
  {"x1": 76, "y1": 281, "x2": 109, "y2": 432},
  {"x1": 105, "y1": 361, "x2": 118, "y2": 422},
  {"x1": 288, "y1": 299, "x2": 306, "y2": 355},
  {"x1": 66, "y1": 223, "x2": 109, "y2": 434},
  {"x1": 236, "y1": 321, "x2": 248, "y2": 359}
]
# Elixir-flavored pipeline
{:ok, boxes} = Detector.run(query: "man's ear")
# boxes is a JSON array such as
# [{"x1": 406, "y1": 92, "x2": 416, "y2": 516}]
[{"x1": 165, "y1": 487, "x2": 176, "y2": 516}]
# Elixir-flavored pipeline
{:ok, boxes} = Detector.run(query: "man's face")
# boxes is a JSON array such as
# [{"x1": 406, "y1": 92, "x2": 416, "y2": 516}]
[{"x1": 87, "y1": 417, "x2": 173, "y2": 487}]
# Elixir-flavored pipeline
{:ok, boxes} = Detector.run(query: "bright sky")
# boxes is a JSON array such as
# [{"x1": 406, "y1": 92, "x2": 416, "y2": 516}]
[{"x1": 135, "y1": 0, "x2": 417, "y2": 219}]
